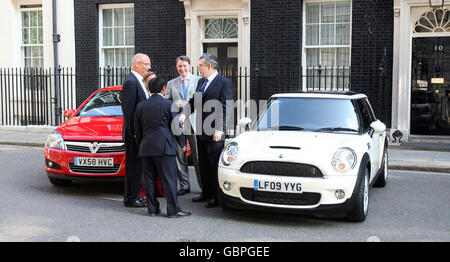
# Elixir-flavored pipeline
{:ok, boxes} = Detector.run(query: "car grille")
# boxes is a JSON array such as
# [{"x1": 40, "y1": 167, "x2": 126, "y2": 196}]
[
  {"x1": 65, "y1": 141, "x2": 125, "y2": 154},
  {"x1": 240, "y1": 188, "x2": 321, "y2": 206},
  {"x1": 240, "y1": 161, "x2": 323, "y2": 178},
  {"x1": 68, "y1": 163, "x2": 121, "y2": 174}
]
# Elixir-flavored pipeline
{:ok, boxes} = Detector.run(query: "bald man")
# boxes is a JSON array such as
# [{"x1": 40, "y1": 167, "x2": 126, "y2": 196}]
[{"x1": 120, "y1": 53, "x2": 152, "y2": 208}]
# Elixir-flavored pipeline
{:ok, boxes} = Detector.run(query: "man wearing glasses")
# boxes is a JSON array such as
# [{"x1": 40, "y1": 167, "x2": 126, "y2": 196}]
[{"x1": 120, "y1": 53, "x2": 152, "y2": 208}]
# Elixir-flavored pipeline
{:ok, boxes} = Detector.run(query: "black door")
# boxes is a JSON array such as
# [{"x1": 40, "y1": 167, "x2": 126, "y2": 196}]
[
  {"x1": 203, "y1": 43, "x2": 238, "y2": 136},
  {"x1": 411, "y1": 37, "x2": 450, "y2": 135}
]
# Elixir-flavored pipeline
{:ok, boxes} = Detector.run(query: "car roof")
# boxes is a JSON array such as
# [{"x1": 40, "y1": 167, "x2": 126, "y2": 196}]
[
  {"x1": 100, "y1": 86, "x2": 122, "y2": 91},
  {"x1": 271, "y1": 92, "x2": 367, "y2": 100}
]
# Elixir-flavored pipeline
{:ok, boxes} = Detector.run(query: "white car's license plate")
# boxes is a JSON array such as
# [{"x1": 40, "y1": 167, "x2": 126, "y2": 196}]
[
  {"x1": 74, "y1": 157, "x2": 114, "y2": 167},
  {"x1": 254, "y1": 179, "x2": 302, "y2": 193}
]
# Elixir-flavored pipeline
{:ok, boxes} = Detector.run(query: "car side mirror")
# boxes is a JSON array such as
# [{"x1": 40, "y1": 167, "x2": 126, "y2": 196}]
[
  {"x1": 63, "y1": 109, "x2": 76, "y2": 118},
  {"x1": 370, "y1": 120, "x2": 386, "y2": 134},
  {"x1": 238, "y1": 117, "x2": 252, "y2": 131}
]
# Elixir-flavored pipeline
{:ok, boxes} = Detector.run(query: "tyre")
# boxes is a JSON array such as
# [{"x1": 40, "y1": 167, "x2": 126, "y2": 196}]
[
  {"x1": 48, "y1": 177, "x2": 72, "y2": 186},
  {"x1": 346, "y1": 168, "x2": 369, "y2": 222},
  {"x1": 374, "y1": 146, "x2": 388, "y2": 188}
]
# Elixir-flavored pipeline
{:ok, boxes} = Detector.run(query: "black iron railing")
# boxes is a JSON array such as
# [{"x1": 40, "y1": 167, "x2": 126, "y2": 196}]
[
  {"x1": 1, "y1": 65, "x2": 351, "y2": 128},
  {"x1": 0, "y1": 67, "x2": 75, "y2": 126}
]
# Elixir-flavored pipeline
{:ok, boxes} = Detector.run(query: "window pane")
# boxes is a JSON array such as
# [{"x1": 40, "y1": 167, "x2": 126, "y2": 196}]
[
  {"x1": 124, "y1": 8, "x2": 134, "y2": 26},
  {"x1": 22, "y1": 29, "x2": 29, "y2": 45},
  {"x1": 306, "y1": 48, "x2": 319, "y2": 66},
  {"x1": 32, "y1": 46, "x2": 39, "y2": 57},
  {"x1": 115, "y1": 49, "x2": 126, "y2": 67},
  {"x1": 124, "y1": 27, "x2": 134, "y2": 46},
  {"x1": 321, "y1": 48, "x2": 335, "y2": 66},
  {"x1": 336, "y1": 1, "x2": 350, "y2": 23},
  {"x1": 336, "y1": 24, "x2": 350, "y2": 45},
  {"x1": 22, "y1": 11, "x2": 29, "y2": 27},
  {"x1": 25, "y1": 58, "x2": 31, "y2": 67},
  {"x1": 38, "y1": 10, "x2": 43, "y2": 26},
  {"x1": 321, "y1": 2, "x2": 335, "y2": 23},
  {"x1": 306, "y1": 4, "x2": 319, "y2": 23},
  {"x1": 24, "y1": 47, "x2": 31, "y2": 57},
  {"x1": 104, "y1": 49, "x2": 114, "y2": 67},
  {"x1": 114, "y1": 8, "x2": 124, "y2": 26},
  {"x1": 126, "y1": 48, "x2": 135, "y2": 67},
  {"x1": 306, "y1": 25, "x2": 319, "y2": 45},
  {"x1": 336, "y1": 48, "x2": 350, "y2": 66},
  {"x1": 321, "y1": 24, "x2": 334, "y2": 45},
  {"x1": 30, "y1": 11, "x2": 37, "y2": 27},
  {"x1": 39, "y1": 46, "x2": 44, "y2": 58},
  {"x1": 103, "y1": 9, "x2": 113, "y2": 27},
  {"x1": 38, "y1": 28, "x2": 43, "y2": 44},
  {"x1": 32, "y1": 58, "x2": 40, "y2": 67},
  {"x1": 31, "y1": 28, "x2": 38, "y2": 44},
  {"x1": 103, "y1": 28, "x2": 113, "y2": 46},
  {"x1": 205, "y1": 18, "x2": 238, "y2": 39},
  {"x1": 114, "y1": 28, "x2": 124, "y2": 46}
]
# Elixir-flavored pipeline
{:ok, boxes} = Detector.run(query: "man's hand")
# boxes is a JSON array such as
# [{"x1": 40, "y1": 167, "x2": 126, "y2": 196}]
[
  {"x1": 179, "y1": 114, "x2": 186, "y2": 126},
  {"x1": 182, "y1": 146, "x2": 187, "y2": 153},
  {"x1": 213, "y1": 130, "x2": 223, "y2": 142},
  {"x1": 175, "y1": 100, "x2": 188, "y2": 109}
]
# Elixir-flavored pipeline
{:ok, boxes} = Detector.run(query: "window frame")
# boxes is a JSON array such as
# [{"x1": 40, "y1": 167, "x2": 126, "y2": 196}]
[
  {"x1": 21, "y1": 7, "x2": 44, "y2": 68},
  {"x1": 302, "y1": 0, "x2": 352, "y2": 67},
  {"x1": 98, "y1": 3, "x2": 135, "y2": 68}
]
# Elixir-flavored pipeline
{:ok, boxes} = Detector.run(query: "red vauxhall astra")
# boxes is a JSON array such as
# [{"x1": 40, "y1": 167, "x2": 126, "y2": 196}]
[{"x1": 44, "y1": 86, "x2": 126, "y2": 185}]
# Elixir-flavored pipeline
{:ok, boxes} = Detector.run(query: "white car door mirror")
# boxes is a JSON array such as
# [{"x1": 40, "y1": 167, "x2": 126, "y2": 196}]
[
  {"x1": 370, "y1": 120, "x2": 386, "y2": 134},
  {"x1": 239, "y1": 118, "x2": 252, "y2": 131}
]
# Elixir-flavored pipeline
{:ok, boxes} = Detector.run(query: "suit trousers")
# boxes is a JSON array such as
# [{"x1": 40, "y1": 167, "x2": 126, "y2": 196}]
[
  {"x1": 196, "y1": 138, "x2": 224, "y2": 199},
  {"x1": 143, "y1": 155, "x2": 181, "y2": 216},
  {"x1": 175, "y1": 133, "x2": 201, "y2": 191},
  {"x1": 123, "y1": 135, "x2": 143, "y2": 204}
]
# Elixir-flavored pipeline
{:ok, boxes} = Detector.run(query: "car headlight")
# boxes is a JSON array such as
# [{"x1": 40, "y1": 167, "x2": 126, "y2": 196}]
[
  {"x1": 332, "y1": 147, "x2": 357, "y2": 172},
  {"x1": 221, "y1": 142, "x2": 239, "y2": 166},
  {"x1": 45, "y1": 130, "x2": 64, "y2": 150}
]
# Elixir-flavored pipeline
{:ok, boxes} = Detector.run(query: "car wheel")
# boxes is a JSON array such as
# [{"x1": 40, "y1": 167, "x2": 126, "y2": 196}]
[
  {"x1": 346, "y1": 168, "x2": 369, "y2": 222},
  {"x1": 374, "y1": 147, "x2": 388, "y2": 188},
  {"x1": 48, "y1": 177, "x2": 72, "y2": 186}
]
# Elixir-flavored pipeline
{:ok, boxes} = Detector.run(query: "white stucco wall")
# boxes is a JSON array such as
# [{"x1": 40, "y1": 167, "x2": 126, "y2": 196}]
[
  {"x1": 0, "y1": 0, "x2": 75, "y2": 68},
  {"x1": 391, "y1": 0, "x2": 450, "y2": 140}
]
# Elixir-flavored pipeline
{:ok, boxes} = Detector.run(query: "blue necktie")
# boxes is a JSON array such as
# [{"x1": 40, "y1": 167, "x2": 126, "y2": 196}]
[
  {"x1": 201, "y1": 78, "x2": 208, "y2": 97},
  {"x1": 182, "y1": 79, "x2": 188, "y2": 100}
]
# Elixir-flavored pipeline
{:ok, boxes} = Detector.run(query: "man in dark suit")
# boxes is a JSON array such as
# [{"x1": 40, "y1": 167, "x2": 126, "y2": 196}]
[
  {"x1": 180, "y1": 53, "x2": 234, "y2": 208},
  {"x1": 134, "y1": 77, "x2": 191, "y2": 218},
  {"x1": 120, "y1": 53, "x2": 151, "y2": 208}
]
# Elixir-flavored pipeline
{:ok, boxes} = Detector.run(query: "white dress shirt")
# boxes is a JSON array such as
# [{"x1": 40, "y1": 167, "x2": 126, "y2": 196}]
[
  {"x1": 131, "y1": 70, "x2": 150, "y2": 99},
  {"x1": 202, "y1": 71, "x2": 218, "y2": 94}
]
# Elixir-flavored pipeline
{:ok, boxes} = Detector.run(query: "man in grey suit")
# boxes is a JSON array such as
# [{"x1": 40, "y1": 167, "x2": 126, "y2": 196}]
[{"x1": 166, "y1": 56, "x2": 201, "y2": 196}]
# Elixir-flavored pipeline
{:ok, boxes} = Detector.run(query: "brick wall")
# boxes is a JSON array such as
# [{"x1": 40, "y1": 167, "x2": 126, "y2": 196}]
[
  {"x1": 250, "y1": 0, "x2": 303, "y2": 101},
  {"x1": 74, "y1": 0, "x2": 185, "y2": 106},
  {"x1": 351, "y1": 0, "x2": 393, "y2": 126}
]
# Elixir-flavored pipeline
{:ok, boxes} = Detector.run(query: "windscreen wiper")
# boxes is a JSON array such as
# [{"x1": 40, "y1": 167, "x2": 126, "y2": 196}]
[{"x1": 314, "y1": 127, "x2": 358, "y2": 132}]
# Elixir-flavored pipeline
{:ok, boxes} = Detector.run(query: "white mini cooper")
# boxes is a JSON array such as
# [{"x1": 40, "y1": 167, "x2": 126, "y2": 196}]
[{"x1": 218, "y1": 92, "x2": 388, "y2": 222}]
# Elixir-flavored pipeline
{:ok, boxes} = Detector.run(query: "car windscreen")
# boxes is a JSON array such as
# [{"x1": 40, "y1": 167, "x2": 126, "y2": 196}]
[
  {"x1": 254, "y1": 97, "x2": 360, "y2": 133},
  {"x1": 78, "y1": 90, "x2": 123, "y2": 117}
]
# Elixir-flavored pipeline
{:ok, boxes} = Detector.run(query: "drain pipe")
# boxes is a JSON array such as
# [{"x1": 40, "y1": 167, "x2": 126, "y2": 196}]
[{"x1": 52, "y1": 0, "x2": 61, "y2": 125}]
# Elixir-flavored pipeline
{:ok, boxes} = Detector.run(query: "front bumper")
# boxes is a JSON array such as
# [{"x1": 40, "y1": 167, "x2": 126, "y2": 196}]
[
  {"x1": 44, "y1": 147, "x2": 126, "y2": 180},
  {"x1": 218, "y1": 167, "x2": 358, "y2": 212}
]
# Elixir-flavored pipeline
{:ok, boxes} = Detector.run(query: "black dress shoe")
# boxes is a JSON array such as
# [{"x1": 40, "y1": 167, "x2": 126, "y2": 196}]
[
  {"x1": 177, "y1": 188, "x2": 191, "y2": 196},
  {"x1": 168, "y1": 211, "x2": 192, "y2": 218},
  {"x1": 148, "y1": 208, "x2": 161, "y2": 216},
  {"x1": 192, "y1": 195, "x2": 208, "y2": 202},
  {"x1": 124, "y1": 198, "x2": 147, "y2": 208},
  {"x1": 205, "y1": 198, "x2": 219, "y2": 208}
]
